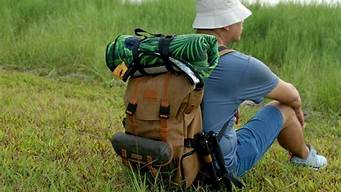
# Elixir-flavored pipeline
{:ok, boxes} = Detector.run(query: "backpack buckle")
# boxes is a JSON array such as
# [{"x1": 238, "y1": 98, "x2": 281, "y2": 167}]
[
  {"x1": 126, "y1": 103, "x2": 137, "y2": 116},
  {"x1": 159, "y1": 105, "x2": 170, "y2": 119}
]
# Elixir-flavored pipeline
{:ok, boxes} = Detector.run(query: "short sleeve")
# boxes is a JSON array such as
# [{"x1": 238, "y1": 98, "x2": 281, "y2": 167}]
[{"x1": 238, "y1": 56, "x2": 279, "y2": 104}]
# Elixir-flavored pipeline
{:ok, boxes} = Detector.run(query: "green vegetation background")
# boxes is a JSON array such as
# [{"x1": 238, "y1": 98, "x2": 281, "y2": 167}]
[{"x1": 0, "y1": 0, "x2": 340, "y2": 191}]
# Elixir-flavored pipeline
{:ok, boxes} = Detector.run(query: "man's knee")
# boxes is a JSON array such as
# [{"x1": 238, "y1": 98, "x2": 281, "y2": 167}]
[{"x1": 266, "y1": 101, "x2": 296, "y2": 124}]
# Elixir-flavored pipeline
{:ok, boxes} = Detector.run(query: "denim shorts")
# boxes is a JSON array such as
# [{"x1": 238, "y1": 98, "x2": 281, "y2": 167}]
[{"x1": 234, "y1": 105, "x2": 284, "y2": 176}]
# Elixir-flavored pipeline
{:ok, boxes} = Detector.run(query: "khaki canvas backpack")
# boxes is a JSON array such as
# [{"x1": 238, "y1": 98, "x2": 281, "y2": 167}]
[
  {"x1": 110, "y1": 41, "x2": 245, "y2": 191},
  {"x1": 111, "y1": 72, "x2": 203, "y2": 188}
]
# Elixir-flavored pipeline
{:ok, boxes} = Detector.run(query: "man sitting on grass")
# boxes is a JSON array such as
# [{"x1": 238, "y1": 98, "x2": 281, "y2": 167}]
[{"x1": 193, "y1": 0, "x2": 327, "y2": 177}]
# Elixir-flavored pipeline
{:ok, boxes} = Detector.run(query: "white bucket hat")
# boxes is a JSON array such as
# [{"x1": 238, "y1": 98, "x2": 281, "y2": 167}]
[{"x1": 192, "y1": 0, "x2": 252, "y2": 29}]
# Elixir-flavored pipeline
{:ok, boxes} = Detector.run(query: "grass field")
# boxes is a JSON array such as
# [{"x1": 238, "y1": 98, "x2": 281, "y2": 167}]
[{"x1": 0, "y1": 0, "x2": 340, "y2": 191}]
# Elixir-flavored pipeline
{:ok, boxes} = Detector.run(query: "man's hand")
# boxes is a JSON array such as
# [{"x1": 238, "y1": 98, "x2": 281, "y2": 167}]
[
  {"x1": 294, "y1": 107, "x2": 305, "y2": 128},
  {"x1": 235, "y1": 108, "x2": 240, "y2": 125},
  {"x1": 291, "y1": 95, "x2": 305, "y2": 127}
]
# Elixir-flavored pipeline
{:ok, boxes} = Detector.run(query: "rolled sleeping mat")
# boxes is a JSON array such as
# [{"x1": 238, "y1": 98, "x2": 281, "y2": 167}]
[{"x1": 105, "y1": 32, "x2": 219, "y2": 86}]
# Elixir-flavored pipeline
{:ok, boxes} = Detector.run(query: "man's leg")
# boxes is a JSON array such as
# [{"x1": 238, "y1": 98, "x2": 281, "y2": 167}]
[
  {"x1": 235, "y1": 104, "x2": 284, "y2": 176},
  {"x1": 267, "y1": 101, "x2": 309, "y2": 159},
  {"x1": 269, "y1": 101, "x2": 327, "y2": 168},
  {"x1": 234, "y1": 101, "x2": 327, "y2": 176}
]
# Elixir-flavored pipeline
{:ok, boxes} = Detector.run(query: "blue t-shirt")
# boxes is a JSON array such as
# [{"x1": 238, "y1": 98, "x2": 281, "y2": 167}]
[{"x1": 202, "y1": 51, "x2": 279, "y2": 170}]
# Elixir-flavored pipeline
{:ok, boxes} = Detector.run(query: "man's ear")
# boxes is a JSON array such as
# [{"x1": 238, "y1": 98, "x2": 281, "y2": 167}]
[{"x1": 223, "y1": 26, "x2": 230, "y2": 31}]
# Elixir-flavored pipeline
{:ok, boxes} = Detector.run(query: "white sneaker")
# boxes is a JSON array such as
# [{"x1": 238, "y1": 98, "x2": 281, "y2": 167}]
[{"x1": 290, "y1": 145, "x2": 327, "y2": 169}]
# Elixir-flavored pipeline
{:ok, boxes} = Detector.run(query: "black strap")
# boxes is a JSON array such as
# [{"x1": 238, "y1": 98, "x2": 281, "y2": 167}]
[
  {"x1": 216, "y1": 117, "x2": 241, "y2": 187},
  {"x1": 218, "y1": 45, "x2": 234, "y2": 57},
  {"x1": 122, "y1": 41, "x2": 141, "y2": 81},
  {"x1": 180, "y1": 148, "x2": 197, "y2": 182},
  {"x1": 159, "y1": 105, "x2": 170, "y2": 119},
  {"x1": 217, "y1": 122, "x2": 229, "y2": 142},
  {"x1": 216, "y1": 44, "x2": 235, "y2": 141},
  {"x1": 159, "y1": 36, "x2": 176, "y2": 73},
  {"x1": 208, "y1": 132, "x2": 244, "y2": 189},
  {"x1": 126, "y1": 103, "x2": 137, "y2": 116},
  {"x1": 126, "y1": 29, "x2": 175, "y2": 79},
  {"x1": 135, "y1": 28, "x2": 163, "y2": 39},
  {"x1": 122, "y1": 117, "x2": 126, "y2": 128},
  {"x1": 133, "y1": 41, "x2": 149, "y2": 76},
  {"x1": 188, "y1": 133, "x2": 244, "y2": 190},
  {"x1": 184, "y1": 138, "x2": 195, "y2": 148},
  {"x1": 218, "y1": 45, "x2": 227, "y2": 52}
]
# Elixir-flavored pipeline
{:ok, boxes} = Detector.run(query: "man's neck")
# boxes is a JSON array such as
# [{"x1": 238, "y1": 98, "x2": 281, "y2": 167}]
[{"x1": 196, "y1": 29, "x2": 233, "y2": 47}]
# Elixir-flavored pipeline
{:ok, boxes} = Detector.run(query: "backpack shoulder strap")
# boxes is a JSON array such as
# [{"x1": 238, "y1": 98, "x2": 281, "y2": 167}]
[
  {"x1": 218, "y1": 46, "x2": 234, "y2": 57},
  {"x1": 217, "y1": 122, "x2": 228, "y2": 142},
  {"x1": 216, "y1": 45, "x2": 235, "y2": 141}
]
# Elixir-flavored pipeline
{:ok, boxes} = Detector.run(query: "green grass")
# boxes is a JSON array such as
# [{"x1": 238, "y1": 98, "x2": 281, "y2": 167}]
[
  {"x1": 1, "y1": 69, "x2": 340, "y2": 191},
  {"x1": 0, "y1": 0, "x2": 340, "y2": 114},
  {"x1": 0, "y1": 0, "x2": 340, "y2": 191},
  {"x1": 0, "y1": 68, "x2": 126, "y2": 191}
]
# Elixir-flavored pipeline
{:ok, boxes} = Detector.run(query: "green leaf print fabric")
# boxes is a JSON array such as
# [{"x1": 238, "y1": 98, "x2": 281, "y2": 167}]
[{"x1": 105, "y1": 33, "x2": 219, "y2": 81}]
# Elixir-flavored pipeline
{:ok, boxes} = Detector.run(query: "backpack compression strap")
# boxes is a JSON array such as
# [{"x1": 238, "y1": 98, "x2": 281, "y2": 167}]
[
  {"x1": 159, "y1": 35, "x2": 177, "y2": 73},
  {"x1": 135, "y1": 28, "x2": 177, "y2": 74},
  {"x1": 124, "y1": 29, "x2": 176, "y2": 81},
  {"x1": 134, "y1": 28, "x2": 163, "y2": 38},
  {"x1": 132, "y1": 41, "x2": 149, "y2": 76},
  {"x1": 159, "y1": 73, "x2": 171, "y2": 142},
  {"x1": 125, "y1": 77, "x2": 144, "y2": 135},
  {"x1": 218, "y1": 45, "x2": 234, "y2": 56},
  {"x1": 122, "y1": 40, "x2": 146, "y2": 81}
]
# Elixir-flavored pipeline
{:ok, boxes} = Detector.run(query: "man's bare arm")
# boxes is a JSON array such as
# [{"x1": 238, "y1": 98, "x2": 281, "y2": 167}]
[{"x1": 266, "y1": 80, "x2": 304, "y2": 127}]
